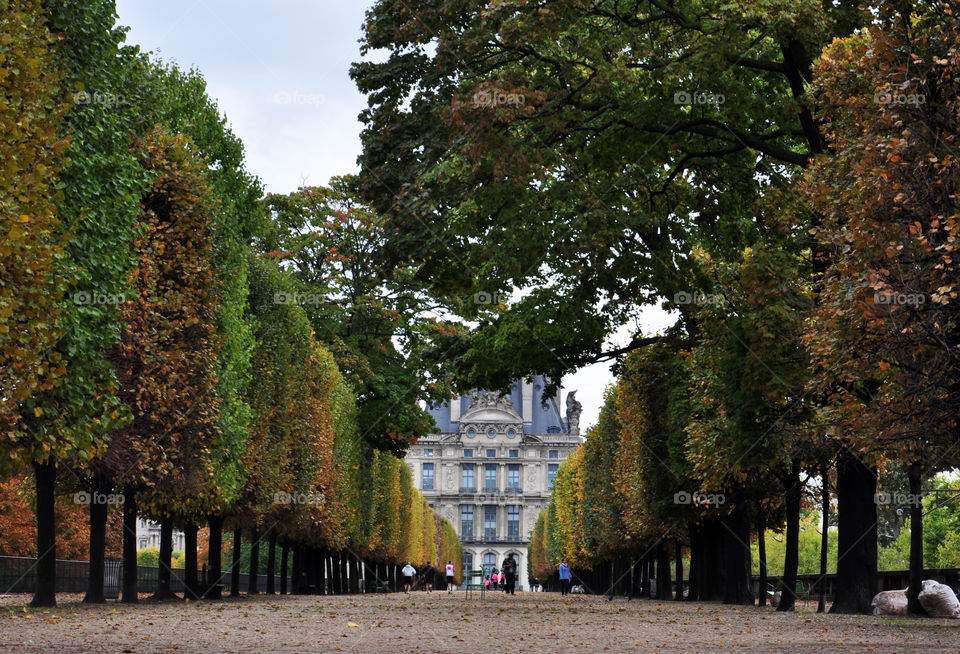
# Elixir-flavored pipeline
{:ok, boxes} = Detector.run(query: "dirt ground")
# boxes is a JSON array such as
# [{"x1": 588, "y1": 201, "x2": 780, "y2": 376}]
[{"x1": 1, "y1": 591, "x2": 958, "y2": 653}]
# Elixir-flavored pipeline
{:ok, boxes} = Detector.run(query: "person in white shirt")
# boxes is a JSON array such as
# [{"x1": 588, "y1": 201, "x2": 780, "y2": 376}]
[
  {"x1": 445, "y1": 561, "x2": 455, "y2": 593},
  {"x1": 401, "y1": 563, "x2": 416, "y2": 594}
]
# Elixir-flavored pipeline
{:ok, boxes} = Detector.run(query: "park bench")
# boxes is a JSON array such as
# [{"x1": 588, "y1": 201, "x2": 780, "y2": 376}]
[{"x1": 465, "y1": 569, "x2": 485, "y2": 599}]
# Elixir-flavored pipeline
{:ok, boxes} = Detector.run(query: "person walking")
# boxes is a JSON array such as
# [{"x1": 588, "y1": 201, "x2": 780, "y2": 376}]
[
  {"x1": 501, "y1": 553, "x2": 518, "y2": 595},
  {"x1": 401, "y1": 562, "x2": 416, "y2": 594},
  {"x1": 422, "y1": 562, "x2": 435, "y2": 593},
  {"x1": 558, "y1": 558, "x2": 572, "y2": 597},
  {"x1": 445, "y1": 560, "x2": 456, "y2": 593},
  {"x1": 490, "y1": 569, "x2": 498, "y2": 590}
]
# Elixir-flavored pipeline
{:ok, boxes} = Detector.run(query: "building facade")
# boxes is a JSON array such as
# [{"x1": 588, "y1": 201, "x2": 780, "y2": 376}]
[
  {"x1": 405, "y1": 377, "x2": 582, "y2": 591},
  {"x1": 136, "y1": 518, "x2": 185, "y2": 554}
]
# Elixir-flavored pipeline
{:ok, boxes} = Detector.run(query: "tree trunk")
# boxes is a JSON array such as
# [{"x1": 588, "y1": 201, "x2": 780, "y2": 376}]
[
  {"x1": 674, "y1": 540, "x2": 684, "y2": 601},
  {"x1": 339, "y1": 551, "x2": 348, "y2": 595},
  {"x1": 31, "y1": 459, "x2": 57, "y2": 607},
  {"x1": 702, "y1": 519, "x2": 725, "y2": 601},
  {"x1": 266, "y1": 530, "x2": 277, "y2": 594},
  {"x1": 247, "y1": 526, "x2": 260, "y2": 594},
  {"x1": 349, "y1": 553, "x2": 361, "y2": 594},
  {"x1": 330, "y1": 551, "x2": 341, "y2": 594},
  {"x1": 83, "y1": 470, "x2": 111, "y2": 603},
  {"x1": 757, "y1": 511, "x2": 767, "y2": 607},
  {"x1": 658, "y1": 542, "x2": 673, "y2": 600},
  {"x1": 153, "y1": 517, "x2": 176, "y2": 600},
  {"x1": 291, "y1": 545, "x2": 302, "y2": 594},
  {"x1": 280, "y1": 543, "x2": 289, "y2": 595},
  {"x1": 907, "y1": 462, "x2": 925, "y2": 615},
  {"x1": 778, "y1": 462, "x2": 801, "y2": 612},
  {"x1": 830, "y1": 450, "x2": 878, "y2": 614},
  {"x1": 230, "y1": 527, "x2": 242, "y2": 596},
  {"x1": 688, "y1": 526, "x2": 700, "y2": 601},
  {"x1": 316, "y1": 549, "x2": 326, "y2": 594},
  {"x1": 818, "y1": 467, "x2": 830, "y2": 613},
  {"x1": 722, "y1": 501, "x2": 753, "y2": 605},
  {"x1": 121, "y1": 490, "x2": 138, "y2": 603},
  {"x1": 183, "y1": 522, "x2": 199, "y2": 600},
  {"x1": 206, "y1": 515, "x2": 223, "y2": 599}
]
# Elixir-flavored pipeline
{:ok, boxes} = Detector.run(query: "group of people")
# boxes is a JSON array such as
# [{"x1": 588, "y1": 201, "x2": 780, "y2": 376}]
[
  {"x1": 401, "y1": 560, "x2": 459, "y2": 594},
  {"x1": 483, "y1": 552, "x2": 519, "y2": 595},
  {"x1": 400, "y1": 554, "x2": 521, "y2": 595}
]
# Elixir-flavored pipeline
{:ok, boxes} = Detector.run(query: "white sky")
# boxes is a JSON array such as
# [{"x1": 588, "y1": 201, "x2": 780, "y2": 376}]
[{"x1": 115, "y1": 0, "x2": 676, "y2": 430}]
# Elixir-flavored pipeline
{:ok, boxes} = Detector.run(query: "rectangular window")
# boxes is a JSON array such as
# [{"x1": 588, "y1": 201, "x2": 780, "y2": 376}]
[
  {"x1": 486, "y1": 448, "x2": 496, "y2": 458},
  {"x1": 461, "y1": 505, "x2": 474, "y2": 540},
  {"x1": 461, "y1": 463, "x2": 475, "y2": 491},
  {"x1": 549, "y1": 450, "x2": 559, "y2": 459},
  {"x1": 463, "y1": 448, "x2": 473, "y2": 458},
  {"x1": 424, "y1": 448, "x2": 434, "y2": 457},
  {"x1": 422, "y1": 462, "x2": 434, "y2": 490},
  {"x1": 465, "y1": 552, "x2": 473, "y2": 571},
  {"x1": 484, "y1": 505, "x2": 497, "y2": 541},
  {"x1": 507, "y1": 505, "x2": 520, "y2": 540},
  {"x1": 484, "y1": 464, "x2": 497, "y2": 491},
  {"x1": 547, "y1": 463, "x2": 559, "y2": 490},
  {"x1": 507, "y1": 464, "x2": 520, "y2": 491},
  {"x1": 509, "y1": 449, "x2": 519, "y2": 458}
]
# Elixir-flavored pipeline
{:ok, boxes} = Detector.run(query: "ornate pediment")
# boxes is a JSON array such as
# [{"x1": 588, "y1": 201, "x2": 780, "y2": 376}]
[{"x1": 459, "y1": 391, "x2": 523, "y2": 425}]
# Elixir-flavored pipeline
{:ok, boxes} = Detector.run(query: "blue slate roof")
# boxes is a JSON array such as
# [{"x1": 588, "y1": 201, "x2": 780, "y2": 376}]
[{"x1": 427, "y1": 376, "x2": 567, "y2": 435}]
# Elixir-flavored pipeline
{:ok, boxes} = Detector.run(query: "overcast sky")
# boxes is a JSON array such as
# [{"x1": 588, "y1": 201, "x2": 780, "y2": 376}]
[{"x1": 115, "y1": 0, "x2": 675, "y2": 430}]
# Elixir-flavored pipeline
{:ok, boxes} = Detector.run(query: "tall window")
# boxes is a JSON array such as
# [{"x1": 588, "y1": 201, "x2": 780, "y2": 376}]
[
  {"x1": 461, "y1": 505, "x2": 474, "y2": 540},
  {"x1": 547, "y1": 463, "x2": 559, "y2": 490},
  {"x1": 422, "y1": 462, "x2": 434, "y2": 490},
  {"x1": 461, "y1": 463, "x2": 475, "y2": 491},
  {"x1": 465, "y1": 552, "x2": 474, "y2": 571},
  {"x1": 507, "y1": 464, "x2": 520, "y2": 491},
  {"x1": 507, "y1": 505, "x2": 520, "y2": 540},
  {"x1": 483, "y1": 552, "x2": 496, "y2": 574},
  {"x1": 484, "y1": 464, "x2": 497, "y2": 491},
  {"x1": 484, "y1": 505, "x2": 497, "y2": 541}
]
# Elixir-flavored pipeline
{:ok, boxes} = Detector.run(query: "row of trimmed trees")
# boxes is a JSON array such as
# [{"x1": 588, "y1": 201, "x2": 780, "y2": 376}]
[
  {"x1": 0, "y1": 0, "x2": 461, "y2": 607},
  {"x1": 353, "y1": 0, "x2": 960, "y2": 616}
]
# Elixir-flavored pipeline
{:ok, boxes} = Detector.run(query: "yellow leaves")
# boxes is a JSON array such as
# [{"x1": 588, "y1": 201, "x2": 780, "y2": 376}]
[{"x1": 33, "y1": 407, "x2": 43, "y2": 417}]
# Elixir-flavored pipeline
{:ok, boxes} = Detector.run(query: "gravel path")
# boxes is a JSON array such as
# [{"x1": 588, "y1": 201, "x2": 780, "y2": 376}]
[{"x1": 1, "y1": 591, "x2": 957, "y2": 653}]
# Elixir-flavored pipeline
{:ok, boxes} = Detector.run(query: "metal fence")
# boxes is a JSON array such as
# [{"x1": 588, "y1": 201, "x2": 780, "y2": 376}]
[{"x1": 0, "y1": 556, "x2": 282, "y2": 598}]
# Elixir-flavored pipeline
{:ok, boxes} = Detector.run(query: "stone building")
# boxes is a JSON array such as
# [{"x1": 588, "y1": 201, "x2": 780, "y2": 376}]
[{"x1": 405, "y1": 376, "x2": 582, "y2": 591}]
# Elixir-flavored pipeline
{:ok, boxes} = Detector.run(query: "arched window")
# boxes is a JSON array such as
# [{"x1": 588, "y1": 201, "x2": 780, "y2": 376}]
[{"x1": 482, "y1": 552, "x2": 497, "y2": 576}]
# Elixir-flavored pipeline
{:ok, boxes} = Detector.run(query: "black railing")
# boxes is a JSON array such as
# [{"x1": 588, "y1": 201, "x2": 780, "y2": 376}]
[{"x1": 0, "y1": 555, "x2": 283, "y2": 597}]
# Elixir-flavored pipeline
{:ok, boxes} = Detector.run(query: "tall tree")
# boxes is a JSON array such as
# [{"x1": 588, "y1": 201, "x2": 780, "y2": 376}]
[
  {"x1": 265, "y1": 180, "x2": 460, "y2": 454},
  {"x1": 804, "y1": 0, "x2": 960, "y2": 613}
]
